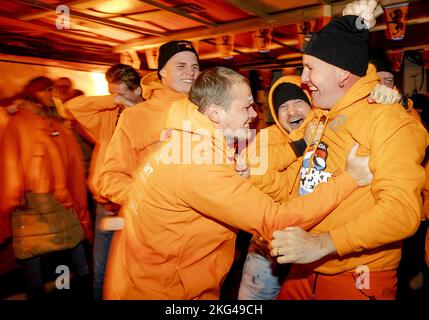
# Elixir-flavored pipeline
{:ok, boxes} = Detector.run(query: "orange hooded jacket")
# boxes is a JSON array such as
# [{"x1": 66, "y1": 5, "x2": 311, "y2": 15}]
[
  {"x1": 97, "y1": 81, "x2": 187, "y2": 206},
  {"x1": 249, "y1": 76, "x2": 327, "y2": 203},
  {"x1": 104, "y1": 98, "x2": 359, "y2": 300},
  {"x1": 63, "y1": 94, "x2": 120, "y2": 203},
  {"x1": 268, "y1": 65, "x2": 428, "y2": 274},
  {"x1": 0, "y1": 102, "x2": 92, "y2": 243}
]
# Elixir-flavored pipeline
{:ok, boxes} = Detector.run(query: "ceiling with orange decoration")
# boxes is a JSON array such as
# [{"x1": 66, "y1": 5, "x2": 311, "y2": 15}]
[{"x1": 0, "y1": 0, "x2": 428, "y2": 71}]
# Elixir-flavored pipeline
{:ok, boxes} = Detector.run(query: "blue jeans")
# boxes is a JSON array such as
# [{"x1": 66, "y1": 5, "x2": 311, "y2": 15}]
[
  {"x1": 238, "y1": 252, "x2": 282, "y2": 300},
  {"x1": 22, "y1": 242, "x2": 89, "y2": 288},
  {"x1": 93, "y1": 205, "x2": 114, "y2": 300}
]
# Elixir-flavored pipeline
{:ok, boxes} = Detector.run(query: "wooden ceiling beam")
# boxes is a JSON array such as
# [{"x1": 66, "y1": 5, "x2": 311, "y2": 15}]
[
  {"x1": 12, "y1": 0, "x2": 165, "y2": 36},
  {"x1": 331, "y1": 0, "x2": 421, "y2": 16},
  {"x1": 372, "y1": 16, "x2": 429, "y2": 31},
  {"x1": 0, "y1": 53, "x2": 111, "y2": 72},
  {"x1": 237, "y1": 58, "x2": 303, "y2": 70},
  {"x1": 0, "y1": 15, "x2": 123, "y2": 46},
  {"x1": 224, "y1": 0, "x2": 271, "y2": 19},
  {"x1": 19, "y1": 0, "x2": 92, "y2": 20},
  {"x1": 139, "y1": 0, "x2": 218, "y2": 27},
  {"x1": 117, "y1": 0, "x2": 422, "y2": 52},
  {"x1": 114, "y1": 5, "x2": 324, "y2": 52}
]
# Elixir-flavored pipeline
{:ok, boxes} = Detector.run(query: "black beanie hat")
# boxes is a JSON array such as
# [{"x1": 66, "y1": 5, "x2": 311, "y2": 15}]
[
  {"x1": 302, "y1": 15, "x2": 369, "y2": 77},
  {"x1": 273, "y1": 82, "x2": 311, "y2": 116},
  {"x1": 157, "y1": 40, "x2": 199, "y2": 79}
]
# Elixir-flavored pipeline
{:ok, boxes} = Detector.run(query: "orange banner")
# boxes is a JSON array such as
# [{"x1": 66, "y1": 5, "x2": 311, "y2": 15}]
[
  {"x1": 252, "y1": 28, "x2": 273, "y2": 53},
  {"x1": 317, "y1": 16, "x2": 332, "y2": 31},
  {"x1": 216, "y1": 34, "x2": 235, "y2": 59},
  {"x1": 145, "y1": 47, "x2": 159, "y2": 70},
  {"x1": 296, "y1": 20, "x2": 316, "y2": 50},
  {"x1": 387, "y1": 50, "x2": 404, "y2": 72},
  {"x1": 384, "y1": 3, "x2": 408, "y2": 40}
]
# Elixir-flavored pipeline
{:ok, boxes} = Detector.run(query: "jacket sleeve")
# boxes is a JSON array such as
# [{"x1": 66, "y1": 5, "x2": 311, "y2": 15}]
[
  {"x1": 97, "y1": 112, "x2": 135, "y2": 206},
  {"x1": 249, "y1": 160, "x2": 301, "y2": 203},
  {"x1": 0, "y1": 119, "x2": 24, "y2": 214},
  {"x1": 0, "y1": 120, "x2": 22, "y2": 242},
  {"x1": 330, "y1": 110, "x2": 428, "y2": 256},
  {"x1": 63, "y1": 95, "x2": 117, "y2": 141},
  {"x1": 63, "y1": 128, "x2": 93, "y2": 243},
  {"x1": 246, "y1": 133, "x2": 297, "y2": 176},
  {"x1": 177, "y1": 164, "x2": 357, "y2": 241}
]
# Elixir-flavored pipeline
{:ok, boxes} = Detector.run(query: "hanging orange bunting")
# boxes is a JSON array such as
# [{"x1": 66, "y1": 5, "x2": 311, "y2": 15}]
[
  {"x1": 296, "y1": 20, "x2": 316, "y2": 50},
  {"x1": 252, "y1": 28, "x2": 273, "y2": 53},
  {"x1": 216, "y1": 34, "x2": 235, "y2": 59},
  {"x1": 387, "y1": 50, "x2": 404, "y2": 72}
]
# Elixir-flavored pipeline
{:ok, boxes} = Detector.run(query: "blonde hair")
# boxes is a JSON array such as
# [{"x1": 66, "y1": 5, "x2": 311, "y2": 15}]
[{"x1": 189, "y1": 67, "x2": 248, "y2": 113}]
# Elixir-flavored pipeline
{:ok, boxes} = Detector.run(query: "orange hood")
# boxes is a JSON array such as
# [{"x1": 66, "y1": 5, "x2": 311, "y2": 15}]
[
  {"x1": 268, "y1": 75, "x2": 326, "y2": 141},
  {"x1": 141, "y1": 79, "x2": 164, "y2": 100},
  {"x1": 328, "y1": 64, "x2": 379, "y2": 119}
]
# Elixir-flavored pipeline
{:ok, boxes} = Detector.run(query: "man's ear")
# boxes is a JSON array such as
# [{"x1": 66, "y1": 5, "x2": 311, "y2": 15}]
[
  {"x1": 338, "y1": 69, "x2": 351, "y2": 88},
  {"x1": 159, "y1": 68, "x2": 166, "y2": 79},
  {"x1": 205, "y1": 104, "x2": 222, "y2": 124},
  {"x1": 135, "y1": 86, "x2": 142, "y2": 97}
]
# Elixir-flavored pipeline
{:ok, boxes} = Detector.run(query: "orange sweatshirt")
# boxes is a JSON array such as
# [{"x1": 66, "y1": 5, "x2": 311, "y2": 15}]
[
  {"x1": 0, "y1": 107, "x2": 9, "y2": 138},
  {"x1": 0, "y1": 102, "x2": 92, "y2": 242},
  {"x1": 293, "y1": 65, "x2": 428, "y2": 274},
  {"x1": 97, "y1": 81, "x2": 187, "y2": 206},
  {"x1": 63, "y1": 95, "x2": 120, "y2": 203},
  {"x1": 104, "y1": 98, "x2": 359, "y2": 300},
  {"x1": 249, "y1": 76, "x2": 327, "y2": 203}
]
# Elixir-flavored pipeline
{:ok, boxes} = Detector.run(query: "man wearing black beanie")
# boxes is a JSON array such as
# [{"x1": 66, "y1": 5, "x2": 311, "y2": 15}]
[
  {"x1": 96, "y1": 42, "x2": 200, "y2": 300},
  {"x1": 157, "y1": 40, "x2": 200, "y2": 93},
  {"x1": 99, "y1": 39, "x2": 200, "y2": 207},
  {"x1": 272, "y1": 82, "x2": 311, "y2": 132},
  {"x1": 270, "y1": 13, "x2": 429, "y2": 300}
]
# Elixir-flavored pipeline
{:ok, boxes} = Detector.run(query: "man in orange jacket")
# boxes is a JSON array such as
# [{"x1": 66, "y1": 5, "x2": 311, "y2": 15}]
[
  {"x1": 238, "y1": 76, "x2": 314, "y2": 300},
  {"x1": 64, "y1": 64, "x2": 143, "y2": 299},
  {"x1": 97, "y1": 40, "x2": 200, "y2": 207},
  {"x1": 0, "y1": 76, "x2": 92, "y2": 299},
  {"x1": 81, "y1": 41, "x2": 199, "y2": 299},
  {"x1": 238, "y1": 70, "x2": 405, "y2": 300},
  {"x1": 103, "y1": 66, "x2": 373, "y2": 300},
  {"x1": 270, "y1": 15, "x2": 429, "y2": 300}
]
